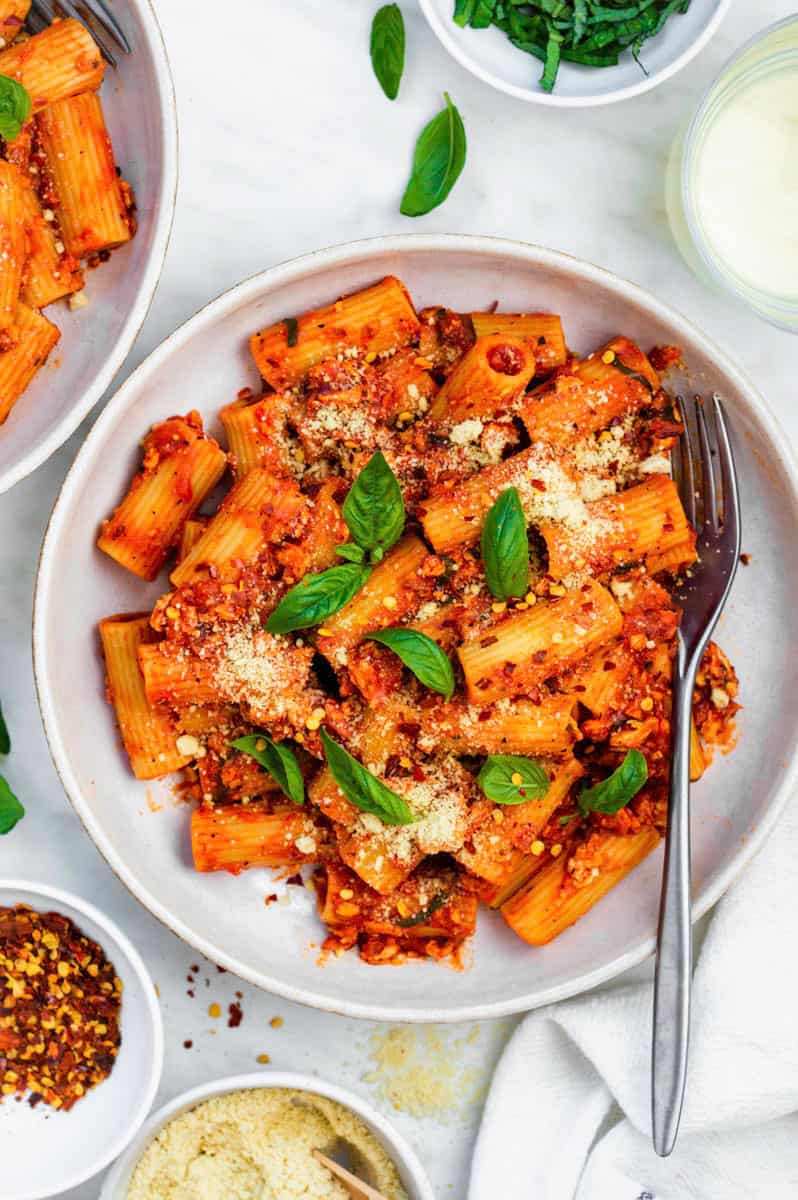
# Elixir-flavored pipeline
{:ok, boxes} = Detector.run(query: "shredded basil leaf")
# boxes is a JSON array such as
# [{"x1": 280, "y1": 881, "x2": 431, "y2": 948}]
[
  {"x1": 396, "y1": 892, "x2": 449, "y2": 927},
  {"x1": 265, "y1": 562, "x2": 371, "y2": 634},
  {"x1": 320, "y1": 728, "x2": 416, "y2": 826},
  {"x1": 370, "y1": 3, "x2": 405, "y2": 100},
  {"x1": 400, "y1": 93, "x2": 467, "y2": 218},
  {"x1": 481, "y1": 487, "x2": 529, "y2": 601},
  {"x1": 578, "y1": 749, "x2": 648, "y2": 816},
  {"x1": 478, "y1": 755, "x2": 550, "y2": 806},
  {"x1": 367, "y1": 628, "x2": 455, "y2": 700},
  {"x1": 613, "y1": 355, "x2": 654, "y2": 393},
  {"x1": 342, "y1": 450, "x2": 405, "y2": 560},
  {"x1": 284, "y1": 317, "x2": 299, "y2": 347},
  {"x1": 231, "y1": 734, "x2": 305, "y2": 805},
  {"x1": 0, "y1": 774, "x2": 23, "y2": 835},
  {"x1": 0, "y1": 74, "x2": 31, "y2": 143}
]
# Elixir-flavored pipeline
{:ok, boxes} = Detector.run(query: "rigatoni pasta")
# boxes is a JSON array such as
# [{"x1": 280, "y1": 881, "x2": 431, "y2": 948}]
[
  {"x1": 96, "y1": 275, "x2": 740, "y2": 969},
  {"x1": 0, "y1": 16, "x2": 137, "y2": 432}
]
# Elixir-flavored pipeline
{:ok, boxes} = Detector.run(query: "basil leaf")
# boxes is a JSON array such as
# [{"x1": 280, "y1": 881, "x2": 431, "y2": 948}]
[
  {"x1": 0, "y1": 774, "x2": 23, "y2": 835},
  {"x1": 335, "y1": 542, "x2": 365, "y2": 564},
  {"x1": 478, "y1": 755, "x2": 550, "y2": 806},
  {"x1": 320, "y1": 728, "x2": 415, "y2": 826},
  {"x1": 481, "y1": 487, "x2": 529, "y2": 600},
  {"x1": 578, "y1": 749, "x2": 648, "y2": 816},
  {"x1": 231, "y1": 734, "x2": 305, "y2": 805},
  {"x1": 370, "y1": 3, "x2": 405, "y2": 101},
  {"x1": 613, "y1": 356, "x2": 654, "y2": 394},
  {"x1": 367, "y1": 628, "x2": 455, "y2": 700},
  {"x1": 400, "y1": 92, "x2": 467, "y2": 218},
  {"x1": 396, "y1": 892, "x2": 448, "y2": 927},
  {"x1": 284, "y1": 317, "x2": 299, "y2": 347},
  {"x1": 0, "y1": 75, "x2": 31, "y2": 143},
  {"x1": 265, "y1": 563, "x2": 371, "y2": 634},
  {"x1": 342, "y1": 451, "x2": 405, "y2": 558},
  {"x1": 0, "y1": 702, "x2": 9, "y2": 755}
]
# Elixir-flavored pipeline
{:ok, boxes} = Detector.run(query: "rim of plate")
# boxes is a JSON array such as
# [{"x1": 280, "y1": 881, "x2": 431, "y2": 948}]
[
  {"x1": 33, "y1": 233, "x2": 798, "y2": 1021},
  {"x1": 0, "y1": 0, "x2": 179, "y2": 495},
  {"x1": 0, "y1": 878, "x2": 163, "y2": 1199},
  {"x1": 100, "y1": 1071, "x2": 435, "y2": 1200},
  {"x1": 418, "y1": 0, "x2": 733, "y2": 107}
]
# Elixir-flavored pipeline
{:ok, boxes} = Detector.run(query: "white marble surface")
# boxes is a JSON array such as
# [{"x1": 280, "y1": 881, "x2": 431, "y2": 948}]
[{"x1": 1, "y1": 1, "x2": 797, "y2": 1195}]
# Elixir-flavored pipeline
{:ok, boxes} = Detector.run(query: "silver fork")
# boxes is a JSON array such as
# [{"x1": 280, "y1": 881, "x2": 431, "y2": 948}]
[
  {"x1": 651, "y1": 393, "x2": 741, "y2": 1156},
  {"x1": 28, "y1": 0, "x2": 130, "y2": 66}
]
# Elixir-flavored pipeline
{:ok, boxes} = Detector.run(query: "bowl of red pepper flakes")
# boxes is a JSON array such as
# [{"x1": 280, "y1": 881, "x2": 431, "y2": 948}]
[{"x1": 0, "y1": 881, "x2": 163, "y2": 1200}]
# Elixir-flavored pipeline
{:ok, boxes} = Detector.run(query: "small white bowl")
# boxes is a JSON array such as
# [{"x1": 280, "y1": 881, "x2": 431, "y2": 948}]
[
  {"x1": 100, "y1": 1071, "x2": 435, "y2": 1200},
  {"x1": 0, "y1": 880, "x2": 163, "y2": 1200},
  {"x1": 419, "y1": 0, "x2": 732, "y2": 107},
  {"x1": 0, "y1": 0, "x2": 178, "y2": 495}
]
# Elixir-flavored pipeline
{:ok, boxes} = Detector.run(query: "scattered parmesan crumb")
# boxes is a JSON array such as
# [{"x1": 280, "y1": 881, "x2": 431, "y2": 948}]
[
  {"x1": 68, "y1": 290, "x2": 89, "y2": 311},
  {"x1": 449, "y1": 418, "x2": 484, "y2": 446}
]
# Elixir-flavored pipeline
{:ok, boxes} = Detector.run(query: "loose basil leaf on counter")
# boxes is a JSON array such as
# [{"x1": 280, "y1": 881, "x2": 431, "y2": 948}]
[
  {"x1": 0, "y1": 75, "x2": 31, "y2": 143},
  {"x1": 342, "y1": 450, "x2": 405, "y2": 559},
  {"x1": 400, "y1": 92, "x2": 466, "y2": 218},
  {"x1": 367, "y1": 628, "x2": 455, "y2": 700},
  {"x1": 478, "y1": 755, "x2": 551, "y2": 806},
  {"x1": 396, "y1": 892, "x2": 449, "y2": 928},
  {"x1": 284, "y1": 317, "x2": 299, "y2": 347},
  {"x1": 320, "y1": 728, "x2": 416, "y2": 826},
  {"x1": 481, "y1": 486, "x2": 529, "y2": 600},
  {"x1": 335, "y1": 542, "x2": 366, "y2": 564},
  {"x1": 0, "y1": 702, "x2": 9, "y2": 755},
  {"x1": 0, "y1": 774, "x2": 24, "y2": 835},
  {"x1": 265, "y1": 562, "x2": 371, "y2": 634},
  {"x1": 231, "y1": 734, "x2": 305, "y2": 805},
  {"x1": 370, "y1": 3, "x2": 405, "y2": 101},
  {"x1": 578, "y1": 749, "x2": 648, "y2": 816}
]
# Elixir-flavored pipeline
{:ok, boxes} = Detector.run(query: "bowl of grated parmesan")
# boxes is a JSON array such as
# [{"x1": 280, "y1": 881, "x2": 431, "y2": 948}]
[{"x1": 100, "y1": 1071, "x2": 433, "y2": 1200}]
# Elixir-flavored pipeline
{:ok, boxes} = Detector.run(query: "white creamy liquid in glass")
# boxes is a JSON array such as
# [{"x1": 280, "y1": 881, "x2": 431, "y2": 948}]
[{"x1": 694, "y1": 67, "x2": 798, "y2": 298}]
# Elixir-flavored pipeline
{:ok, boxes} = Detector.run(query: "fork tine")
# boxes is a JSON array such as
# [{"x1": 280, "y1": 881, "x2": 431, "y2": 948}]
[
  {"x1": 712, "y1": 396, "x2": 741, "y2": 554},
  {"x1": 59, "y1": 0, "x2": 117, "y2": 65},
  {"x1": 79, "y1": 0, "x2": 131, "y2": 54},
  {"x1": 29, "y1": 0, "x2": 57, "y2": 22},
  {"x1": 695, "y1": 400, "x2": 720, "y2": 532},
  {"x1": 26, "y1": 5, "x2": 49, "y2": 32},
  {"x1": 675, "y1": 395, "x2": 697, "y2": 528}
]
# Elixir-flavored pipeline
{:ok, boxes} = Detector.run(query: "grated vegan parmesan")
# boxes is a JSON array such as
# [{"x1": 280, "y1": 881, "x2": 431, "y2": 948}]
[{"x1": 127, "y1": 1087, "x2": 407, "y2": 1200}]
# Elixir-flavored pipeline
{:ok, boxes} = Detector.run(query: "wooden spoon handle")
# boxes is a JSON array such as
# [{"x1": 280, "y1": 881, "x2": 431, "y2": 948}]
[{"x1": 313, "y1": 1148, "x2": 391, "y2": 1200}]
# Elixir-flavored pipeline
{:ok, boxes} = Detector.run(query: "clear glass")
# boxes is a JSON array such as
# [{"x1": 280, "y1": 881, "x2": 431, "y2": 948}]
[{"x1": 666, "y1": 16, "x2": 798, "y2": 332}]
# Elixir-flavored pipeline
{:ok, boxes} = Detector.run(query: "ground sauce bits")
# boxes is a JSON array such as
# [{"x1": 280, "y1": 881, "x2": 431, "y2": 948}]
[{"x1": 0, "y1": 905, "x2": 122, "y2": 1111}]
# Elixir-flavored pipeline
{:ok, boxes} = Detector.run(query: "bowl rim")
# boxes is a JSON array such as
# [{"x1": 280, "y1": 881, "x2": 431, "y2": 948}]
[
  {"x1": 32, "y1": 232, "x2": 798, "y2": 1022},
  {"x1": 418, "y1": 0, "x2": 733, "y2": 107},
  {"x1": 99, "y1": 1070, "x2": 435, "y2": 1200},
  {"x1": 0, "y1": 0, "x2": 180, "y2": 496},
  {"x1": 0, "y1": 877, "x2": 164, "y2": 1200}
]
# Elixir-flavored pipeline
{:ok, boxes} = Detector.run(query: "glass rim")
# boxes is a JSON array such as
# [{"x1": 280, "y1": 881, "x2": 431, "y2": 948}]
[{"x1": 681, "y1": 14, "x2": 798, "y2": 332}]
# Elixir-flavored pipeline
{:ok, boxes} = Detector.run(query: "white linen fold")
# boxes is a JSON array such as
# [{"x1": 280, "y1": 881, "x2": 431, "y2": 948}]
[{"x1": 470, "y1": 797, "x2": 798, "y2": 1199}]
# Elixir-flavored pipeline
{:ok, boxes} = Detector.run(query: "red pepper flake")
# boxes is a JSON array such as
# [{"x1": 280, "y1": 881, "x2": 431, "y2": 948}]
[
  {"x1": 183, "y1": 1039, "x2": 193, "y2": 1049},
  {"x1": 0, "y1": 905, "x2": 122, "y2": 1112},
  {"x1": 284, "y1": 874, "x2": 304, "y2": 888},
  {"x1": 227, "y1": 1002, "x2": 243, "y2": 1028}
]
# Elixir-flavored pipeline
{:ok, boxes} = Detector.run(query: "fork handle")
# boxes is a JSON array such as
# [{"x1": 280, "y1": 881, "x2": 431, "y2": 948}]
[{"x1": 652, "y1": 636, "x2": 697, "y2": 1156}]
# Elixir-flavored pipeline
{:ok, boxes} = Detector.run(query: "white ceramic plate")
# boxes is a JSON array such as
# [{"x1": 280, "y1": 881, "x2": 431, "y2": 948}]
[
  {"x1": 0, "y1": 880, "x2": 163, "y2": 1200},
  {"x1": 33, "y1": 235, "x2": 798, "y2": 1022},
  {"x1": 0, "y1": 1, "x2": 178, "y2": 495},
  {"x1": 419, "y1": 0, "x2": 732, "y2": 106},
  {"x1": 100, "y1": 1071, "x2": 434, "y2": 1200}
]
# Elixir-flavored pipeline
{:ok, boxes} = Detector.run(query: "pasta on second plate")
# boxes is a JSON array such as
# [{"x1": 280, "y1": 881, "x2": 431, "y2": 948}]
[
  {"x1": 0, "y1": 15, "x2": 135, "y2": 426},
  {"x1": 97, "y1": 275, "x2": 739, "y2": 966}
]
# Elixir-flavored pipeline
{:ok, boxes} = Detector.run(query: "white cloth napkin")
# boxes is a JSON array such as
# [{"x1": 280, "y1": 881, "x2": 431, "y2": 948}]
[{"x1": 470, "y1": 797, "x2": 798, "y2": 1199}]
